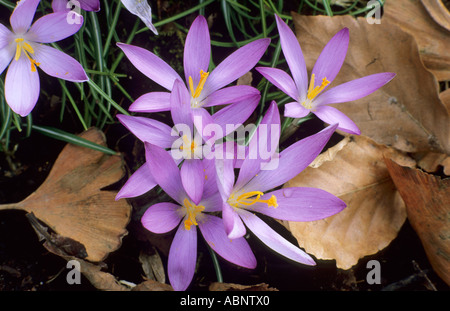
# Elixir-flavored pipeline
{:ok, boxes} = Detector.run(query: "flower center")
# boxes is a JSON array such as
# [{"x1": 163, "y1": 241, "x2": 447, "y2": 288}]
[
  {"x1": 301, "y1": 73, "x2": 330, "y2": 109},
  {"x1": 179, "y1": 134, "x2": 196, "y2": 152},
  {"x1": 183, "y1": 198, "x2": 205, "y2": 230},
  {"x1": 188, "y1": 70, "x2": 209, "y2": 99},
  {"x1": 228, "y1": 191, "x2": 278, "y2": 209},
  {"x1": 14, "y1": 38, "x2": 40, "y2": 72}
]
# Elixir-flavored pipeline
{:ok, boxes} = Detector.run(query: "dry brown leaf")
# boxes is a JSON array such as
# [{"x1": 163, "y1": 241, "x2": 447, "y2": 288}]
[
  {"x1": 421, "y1": 0, "x2": 450, "y2": 32},
  {"x1": 385, "y1": 158, "x2": 450, "y2": 286},
  {"x1": 292, "y1": 13, "x2": 450, "y2": 154},
  {"x1": 414, "y1": 151, "x2": 450, "y2": 175},
  {"x1": 284, "y1": 135, "x2": 414, "y2": 269},
  {"x1": 209, "y1": 282, "x2": 278, "y2": 291},
  {"x1": 132, "y1": 279, "x2": 173, "y2": 291},
  {"x1": 0, "y1": 128, "x2": 131, "y2": 262},
  {"x1": 384, "y1": 0, "x2": 450, "y2": 81}
]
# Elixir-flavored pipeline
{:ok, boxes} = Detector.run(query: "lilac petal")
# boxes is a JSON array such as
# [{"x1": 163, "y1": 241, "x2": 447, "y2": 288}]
[
  {"x1": 205, "y1": 38, "x2": 270, "y2": 96},
  {"x1": 145, "y1": 143, "x2": 185, "y2": 204},
  {"x1": 244, "y1": 124, "x2": 338, "y2": 193},
  {"x1": 129, "y1": 91, "x2": 171, "y2": 113},
  {"x1": 235, "y1": 101, "x2": 280, "y2": 190},
  {"x1": 0, "y1": 23, "x2": 14, "y2": 50},
  {"x1": 201, "y1": 158, "x2": 219, "y2": 200},
  {"x1": 256, "y1": 66, "x2": 298, "y2": 100},
  {"x1": 192, "y1": 107, "x2": 215, "y2": 143},
  {"x1": 168, "y1": 224, "x2": 197, "y2": 291},
  {"x1": 117, "y1": 42, "x2": 182, "y2": 91},
  {"x1": 10, "y1": 0, "x2": 40, "y2": 35},
  {"x1": 183, "y1": 15, "x2": 210, "y2": 85},
  {"x1": 284, "y1": 101, "x2": 310, "y2": 118},
  {"x1": 275, "y1": 14, "x2": 308, "y2": 98},
  {"x1": 202, "y1": 85, "x2": 260, "y2": 108},
  {"x1": 215, "y1": 157, "x2": 235, "y2": 201},
  {"x1": 312, "y1": 28, "x2": 349, "y2": 87},
  {"x1": 28, "y1": 12, "x2": 82, "y2": 43},
  {"x1": 79, "y1": 0, "x2": 100, "y2": 11},
  {"x1": 115, "y1": 163, "x2": 157, "y2": 200},
  {"x1": 240, "y1": 210, "x2": 315, "y2": 265},
  {"x1": 199, "y1": 192, "x2": 222, "y2": 213},
  {"x1": 180, "y1": 159, "x2": 204, "y2": 205},
  {"x1": 0, "y1": 44, "x2": 14, "y2": 76},
  {"x1": 250, "y1": 187, "x2": 346, "y2": 221},
  {"x1": 313, "y1": 105, "x2": 360, "y2": 135},
  {"x1": 5, "y1": 56, "x2": 40, "y2": 117},
  {"x1": 52, "y1": 0, "x2": 68, "y2": 12},
  {"x1": 211, "y1": 94, "x2": 260, "y2": 138},
  {"x1": 313, "y1": 72, "x2": 397, "y2": 107},
  {"x1": 199, "y1": 214, "x2": 256, "y2": 269},
  {"x1": 117, "y1": 114, "x2": 175, "y2": 148},
  {"x1": 171, "y1": 79, "x2": 194, "y2": 132},
  {"x1": 222, "y1": 202, "x2": 246, "y2": 239},
  {"x1": 141, "y1": 202, "x2": 182, "y2": 234},
  {"x1": 32, "y1": 44, "x2": 88, "y2": 82}
]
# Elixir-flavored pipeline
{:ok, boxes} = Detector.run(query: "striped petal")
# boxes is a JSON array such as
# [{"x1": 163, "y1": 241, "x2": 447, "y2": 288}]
[
  {"x1": 313, "y1": 105, "x2": 360, "y2": 135},
  {"x1": 10, "y1": 0, "x2": 40, "y2": 35},
  {"x1": 141, "y1": 202, "x2": 182, "y2": 234},
  {"x1": 128, "y1": 91, "x2": 171, "y2": 113},
  {"x1": 256, "y1": 66, "x2": 299, "y2": 100},
  {"x1": 28, "y1": 12, "x2": 83, "y2": 43},
  {"x1": 115, "y1": 163, "x2": 157, "y2": 200}
]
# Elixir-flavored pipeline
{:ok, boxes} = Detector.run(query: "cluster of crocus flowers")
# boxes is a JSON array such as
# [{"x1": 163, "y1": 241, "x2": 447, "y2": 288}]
[
  {"x1": 114, "y1": 13, "x2": 396, "y2": 291},
  {"x1": 0, "y1": 0, "x2": 88, "y2": 116}
]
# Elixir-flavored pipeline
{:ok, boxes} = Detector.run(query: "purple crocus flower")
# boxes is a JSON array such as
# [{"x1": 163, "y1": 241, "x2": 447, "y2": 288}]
[
  {"x1": 117, "y1": 15, "x2": 270, "y2": 139},
  {"x1": 141, "y1": 142, "x2": 256, "y2": 291},
  {"x1": 256, "y1": 15, "x2": 396, "y2": 135},
  {"x1": 0, "y1": 0, "x2": 88, "y2": 116},
  {"x1": 215, "y1": 102, "x2": 346, "y2": 265},
  {"x1": 52, "y1": 0, "x2": 100, "y2": 12}
]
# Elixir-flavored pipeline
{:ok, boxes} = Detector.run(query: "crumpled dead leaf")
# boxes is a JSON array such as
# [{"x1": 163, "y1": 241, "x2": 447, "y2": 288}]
[
  {"x1": 384, "y1": 0, "x2": 450, "y2": 81},
  {"x1": 284, "y1": 135, "x2": 414, "y2": 270},
  {"x1": 0, "y1": 128, "x2": 131, "y2": 262},
  {"x1": 209, "y1": 282, "x2": 278, "y2": 291},
  {"x1": 292, "y1": 13, "x2": 450, "y2": 154},
  {"x1": 385, "y1": 158, "x2": 450, "y2": 286}
]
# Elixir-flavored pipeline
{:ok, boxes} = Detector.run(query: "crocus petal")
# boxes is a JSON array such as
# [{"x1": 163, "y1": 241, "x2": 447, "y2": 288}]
[
  {"x1": 313, "y1": 105, "x2": 360, "y2": 135},
  {"x1": 202, "y1": 85, "x2": 260, "y2": 108},
  {"x1": 222, "y1": 202, "x2": 246, "y2": 239},
  {"x1": 141, "y1": 202, "x2": 182, "y2": 234},
  {"x1": 250, "y1": 187, "x2": 346, "y2": 221},
  {"x1": 79, "y1": 0, "x2": 100, "y2": 11},
  {"x1": 180, "y1": 159, "x2": 204, "y2": 205},
  {"x1": 256, "y1": 66, "x2": 298, "y2": 100},
  {"x1": 28, "y1": 12, "x2": 82, "y2": 43},
  {"x1": 121, "y1": 0, "x2": 157, "y2": 35},
  {"x1": 199, "y1": 192, "x2": 222, "y2": 213},
  {"x1": 313, "y1": 72, "x2": 397, "y2": 107},
  {"x1": 129, "y1": 91, "x2": 171, "y2": 113},
  {"x1": 171, "y1": 79, "x2": 194, "y2": 132},
  {"x1": 10, "y1": 0, "x2": 40, "y2": 35},
  {"x1": 5, "y1": 56, "x2": 40, "y2": 117},
  {"x1": 168, "y1": 224, "x2": 197, "y2": 291},
  {"x1": 214, "y1": 157, "x2": 235, "y2": 201},
  {"x1": 192, "y1": 107, "x2": 215, "y2": 143},
  {"x1": 117, "y1": 42, "x2": 182, "y2": 91},
  {"x1": 284, "y1": 101, "x2": 310, "y2": 118},
  {"x1": 115, "y1": 163, "x2": 157, "y2": 200},
  {"x1": 311, "y1": 28, "x2": 349, "y2": 87},
  {"x1": 211, "y1": 94, "x2": 260, "y2": 138},
  {"x1": 205, "y1": 38, "x2": 270, "y2": 96},
  {"x1": 201, "y1": 158, "x2": 219, "y2": 200},
  {"x1": 0, "y1": 44, "x2": 15, "y2": 76},
  {"x1": 0, "y1": 23, "x2": 14, "y2": 50},
  {"x1": 117, "y1": 114, "x2": 175, "y2": 148},
  {"x1": 199, "y1": 214, "x2": 256, "y2": 269},
  {"x1": 244, "y1": 124, "x2": 338, "y2": 193},
  {"x1": 235, "y1": 101, "x2": 280, "y2": 190},
  {"x1": 275, "y1": 14, "x2": 308, "y2": 98},
  {"x1": 52, "y1": 0, "x2": 69, "y2": 12},
  {"x1": 145, "y1": 143, "x2": 185, "y2": 204},
  {"x1": 183, "y1": 15, "x2": 210, "y2": 85},
  {"x1": 32, "y1": 44, "x2": 88, "y2": 82},
  {"x1": 239, "y1": 210, "x2": 316, "y2": 265}
]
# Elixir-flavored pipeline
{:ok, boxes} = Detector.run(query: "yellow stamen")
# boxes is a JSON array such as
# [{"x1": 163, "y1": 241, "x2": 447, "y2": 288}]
[
  {"x1": 183, "y1": 198, "x2": 205, "y2": 230},
  {"x1": 14, "y1": 38, "x2": 40, "y2": 72},
  {"x1": 301, "y1": 73, "x2": 330, "y2": 109},
  {"x1": 230, "y1": 191, "x2": 278, "y2": 208},
  {"x1": 179, "y1": 134, "x2": 196, "y2": 152},
  {"x1": 188, "y1": 70, "x2": 209, "y2": 98}
]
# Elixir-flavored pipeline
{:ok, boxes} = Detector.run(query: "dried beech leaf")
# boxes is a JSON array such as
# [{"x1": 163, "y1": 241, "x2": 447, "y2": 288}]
[
  {"x1": 284, "y1": 135, "x2": 412, "y2": 269},
  {"x1": 415, "y1": 151, "x2": 450, "y2": 175},
  {"x1": 292, "y1": 13, "x2": 450, "y2": 154},
  {"x1": 132, "y1": 279, "x2": 173, "y2": 291},
  {"x1": 209, "y1": 282, "x2": 278, "y2": 291},
  {"x1": 384, "y1": 0, "x2": 450, "y2": 81},
  {"x1": 421, "y1": 0, "x2": 450, "y2": 32},
  {"x1": 385, "y1": 158, "x2": 450, "y2": 286},
  {"x1": 3, "y1": 128, "x2": 131, "y2": 262}
]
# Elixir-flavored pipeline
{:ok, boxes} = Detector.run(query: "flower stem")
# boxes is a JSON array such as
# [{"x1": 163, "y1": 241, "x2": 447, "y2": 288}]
[{"x1": 206, "y1": 243, "x2": 223, "y2": 283}]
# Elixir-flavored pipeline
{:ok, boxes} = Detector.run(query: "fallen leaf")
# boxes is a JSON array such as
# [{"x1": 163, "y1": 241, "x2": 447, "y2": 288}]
[
  {"x1": 292, "y1": 13, "x2": 450, "y2": 154},
  {"x1": 384, "y1": 0, "x2": 450, "y2": 81},
  {"x1": 209, "y1": 282, "x2": 278, "y2": 291},
  {"x1": 284, "y1": 135, "x2": 413, "y2": 270},
  {"x1": 139, "y1": 247, "x2": 166, "y2": 283},
  {"x1": 421, "y1": 0, "x2": 450, "y2": 32},
  {"x1": 385, "y1": 158, "x2": 450, "y2": 286},
  {"x1": 414, "y1": 151, "x2": 450, "y2": 175},
  {"x1": 132, "y1": 279, "x2": 173, "y2": 291},
  {"x1": 0, "y1": 128, "x2": 131, "y2": 262}
]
